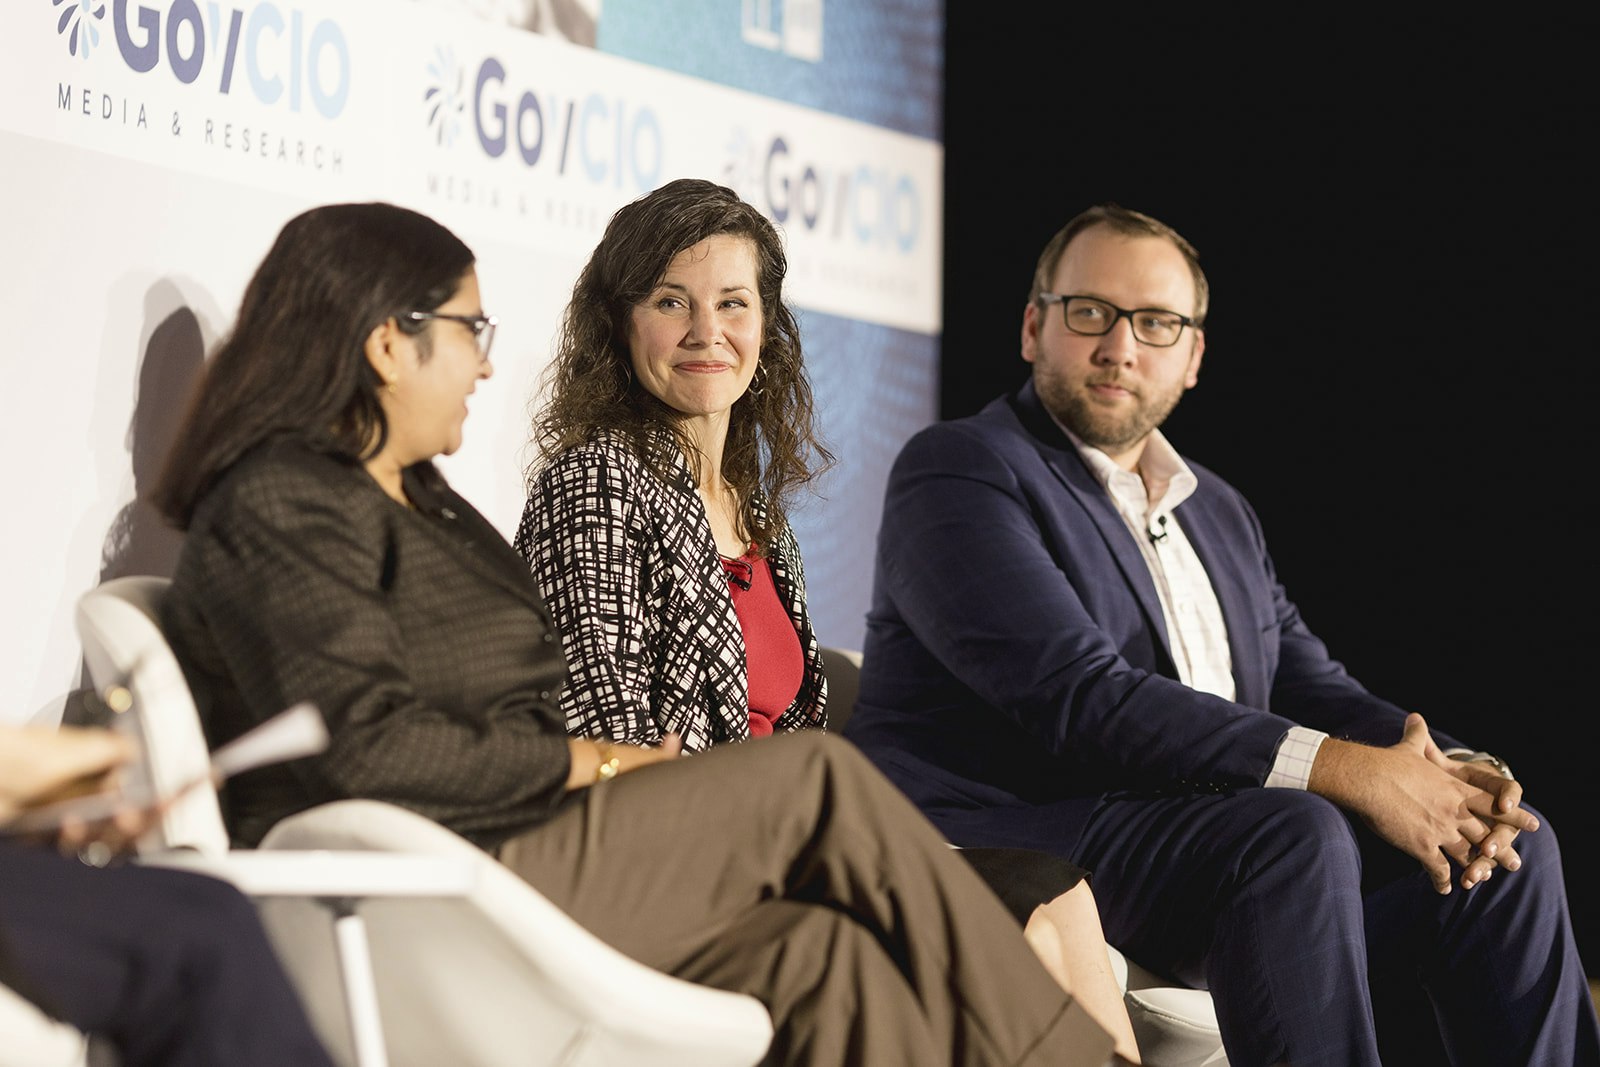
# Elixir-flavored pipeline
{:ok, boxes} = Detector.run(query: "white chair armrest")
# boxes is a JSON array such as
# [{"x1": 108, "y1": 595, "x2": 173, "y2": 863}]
[
  {"x1": 138, "y1": 850, "x2": 478, "y2": 899},
  {"x1": 0, "y1": 984, "x2": 88, "y2": 1067},
  {"x1": 137, "y1": 849, "x2": 478, "y2": 1067}
]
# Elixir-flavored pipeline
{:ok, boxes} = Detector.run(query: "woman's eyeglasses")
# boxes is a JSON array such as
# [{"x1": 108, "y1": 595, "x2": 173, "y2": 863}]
[{"x1": 405, "y1": 311, "x2": 499, "y2": 360}]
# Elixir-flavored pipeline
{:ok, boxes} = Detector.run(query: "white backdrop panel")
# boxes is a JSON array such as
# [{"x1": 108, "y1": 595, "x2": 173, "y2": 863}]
[{"x1": 1, "y1": 0, "x2": 940, "y2": 723}]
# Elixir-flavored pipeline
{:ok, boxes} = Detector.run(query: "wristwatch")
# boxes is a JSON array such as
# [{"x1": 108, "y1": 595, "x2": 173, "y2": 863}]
[{"x1": 1443, "y1": 748, "x2": 1514, "y2": 780}]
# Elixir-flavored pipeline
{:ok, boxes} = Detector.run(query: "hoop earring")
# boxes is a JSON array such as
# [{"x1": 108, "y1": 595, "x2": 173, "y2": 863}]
[{"x1": 748, "y1": 361, "x2": 767, "y2": 397}]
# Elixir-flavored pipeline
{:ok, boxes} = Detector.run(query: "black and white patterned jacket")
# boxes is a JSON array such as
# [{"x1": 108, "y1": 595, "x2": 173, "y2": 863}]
[{"x1": 513, "y1": 430, "x2": 827, "y2": 753}]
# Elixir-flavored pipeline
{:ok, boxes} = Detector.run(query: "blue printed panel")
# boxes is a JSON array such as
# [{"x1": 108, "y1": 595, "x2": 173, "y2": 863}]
[
  {"x1": 597, "y1": 0, "x2": 943, "y2": 141},
  {"x1": 785, "y1": 309, "x2": 938, "y2": 651}
]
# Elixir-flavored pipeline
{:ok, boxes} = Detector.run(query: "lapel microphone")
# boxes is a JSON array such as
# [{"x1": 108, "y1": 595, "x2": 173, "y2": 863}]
[
  {"x1": 721, "y1": 556, "x2": 754, "y2": 591},
  {"x1": 1148, "y1": 514, "x2": 1170, "y2": 546}
]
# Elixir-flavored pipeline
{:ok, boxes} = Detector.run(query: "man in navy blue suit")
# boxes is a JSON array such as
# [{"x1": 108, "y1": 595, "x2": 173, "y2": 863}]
[{"x1": 843, "y1": 203, "x2": 1599, "y2": 1066}]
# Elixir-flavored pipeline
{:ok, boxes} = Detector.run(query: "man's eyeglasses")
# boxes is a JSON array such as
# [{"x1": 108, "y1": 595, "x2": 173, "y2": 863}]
[
  {"x1": 405, "y1": 311, "x2": 499, "y2": 360},
  {"x1": 1038, "y1": 294, "x2": 1194, "y2": 348}
]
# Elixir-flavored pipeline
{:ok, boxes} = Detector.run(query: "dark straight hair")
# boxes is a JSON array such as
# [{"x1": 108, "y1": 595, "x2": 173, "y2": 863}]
[{"x1": 154, "y1": 202, "x2": 475, "y2": 528}]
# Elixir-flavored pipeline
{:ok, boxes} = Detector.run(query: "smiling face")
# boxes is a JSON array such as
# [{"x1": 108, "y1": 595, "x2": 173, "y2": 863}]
[
  {"x1": 372, "y1": 267, "x2": 494, "y2": 467},
  {"x1": 1022, "y1": 225, "x2": 1205, "y2": 470},
  {"x1": 626, "y1": 234, "x2": 763, "y2": 431}
]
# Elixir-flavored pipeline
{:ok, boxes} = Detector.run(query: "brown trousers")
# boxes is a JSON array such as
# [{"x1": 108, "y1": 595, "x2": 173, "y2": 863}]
[{"x1": 496, "y1": 732, "x2": 1111, "y2": 1066}]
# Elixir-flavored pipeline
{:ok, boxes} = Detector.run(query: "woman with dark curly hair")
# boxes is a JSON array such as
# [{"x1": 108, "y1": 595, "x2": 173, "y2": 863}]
[
  {"x1": 515, "y1": 178, "x2": 1142, "y2": 1063},
  {"x1": 514, "y1": 177, "x2": 832, "y2": 753}
]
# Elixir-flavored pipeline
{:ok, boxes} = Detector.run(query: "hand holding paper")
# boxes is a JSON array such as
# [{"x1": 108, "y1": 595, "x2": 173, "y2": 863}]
[{"x1": 2, "y1": 702, "x2": 328, "y2": 838}]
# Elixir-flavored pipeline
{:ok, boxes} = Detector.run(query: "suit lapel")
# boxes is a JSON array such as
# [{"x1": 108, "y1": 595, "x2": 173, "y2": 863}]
[
  {"x1": 1172, "y1": 496, "x2": 1270, "y2": 709},
  {"x1": 1010, "y1": 385, "x2": 1174, "y2": 658}
]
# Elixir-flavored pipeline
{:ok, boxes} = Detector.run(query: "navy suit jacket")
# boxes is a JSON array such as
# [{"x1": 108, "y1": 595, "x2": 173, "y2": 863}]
[{"x1": 845, "y1": 382, "x2": 1460, "y2": 853}]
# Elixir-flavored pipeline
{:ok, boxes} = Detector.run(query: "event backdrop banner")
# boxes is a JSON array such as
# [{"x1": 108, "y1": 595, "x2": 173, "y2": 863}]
[{"x1": 0, "y1": 0, "x2": 942, "y2": 724}]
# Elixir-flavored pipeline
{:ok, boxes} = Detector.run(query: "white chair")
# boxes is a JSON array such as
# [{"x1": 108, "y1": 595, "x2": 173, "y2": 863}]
[
  {"x1": 74, "y1": 575, "x2": 774, "y2": 1067},
  {"x1": 0, "y1": 984, "x2": 91, "y2": 1067},
  {"x1": 257, "y1": 800, "x2": 775, "y2": 1067},
  {"x1": 820, "y1": 645, "x2": 1228, "y2": 1067}
]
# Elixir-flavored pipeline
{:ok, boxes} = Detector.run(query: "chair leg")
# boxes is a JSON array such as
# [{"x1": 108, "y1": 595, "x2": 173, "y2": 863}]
[{"x1": 330, "y1": 902, "x2": 389, "y2": 1067}]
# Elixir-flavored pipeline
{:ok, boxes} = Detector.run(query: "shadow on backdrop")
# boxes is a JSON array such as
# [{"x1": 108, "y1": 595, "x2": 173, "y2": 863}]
[{"x1": 65, "y1": 282, "x2": 207, "y2": 729}]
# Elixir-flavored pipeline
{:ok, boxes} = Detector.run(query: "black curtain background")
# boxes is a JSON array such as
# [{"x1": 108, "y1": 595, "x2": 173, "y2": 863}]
[{"x1": 942, "y1": 12, "x2": 1597, "y2": 967}]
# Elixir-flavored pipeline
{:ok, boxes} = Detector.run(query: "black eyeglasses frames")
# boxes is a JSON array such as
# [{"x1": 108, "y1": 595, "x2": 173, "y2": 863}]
[
  {"x1": 1037, "y1": 294, "x2": 1195, "y2": 347},
  {"x1": 405, "y1": 310, "x2": 499, "y2": 359}
]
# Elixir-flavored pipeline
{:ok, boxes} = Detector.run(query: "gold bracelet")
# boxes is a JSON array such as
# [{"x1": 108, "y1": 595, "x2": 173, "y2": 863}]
[{"x1": 594, "y1": 741, "x2": 621, "y2": 783}]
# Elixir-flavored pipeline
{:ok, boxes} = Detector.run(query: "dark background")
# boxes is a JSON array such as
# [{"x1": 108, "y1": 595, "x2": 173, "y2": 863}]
[{"x1": 942, "y1": 12, "x2": 1596, "y2": 967}]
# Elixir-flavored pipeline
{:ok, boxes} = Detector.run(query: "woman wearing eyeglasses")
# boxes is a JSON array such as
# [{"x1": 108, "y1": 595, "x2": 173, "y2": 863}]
[
  {"x1": 515, "y1": 178, "x2": 1141, "y2": 1063},
  {"x1": 153, "y1": 200, "x2": 1110, "y2": 1066}
]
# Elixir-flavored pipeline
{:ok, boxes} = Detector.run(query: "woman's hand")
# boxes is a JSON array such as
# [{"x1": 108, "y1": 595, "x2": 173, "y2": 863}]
[{"x1": 564, "y1": 733, "x2": 683, "y2": 791}]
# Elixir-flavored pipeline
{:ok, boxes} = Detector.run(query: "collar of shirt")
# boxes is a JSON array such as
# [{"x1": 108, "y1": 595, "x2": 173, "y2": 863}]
[
  {"x1": 1047, "y1": 411, "x2": 1324, "y2": 788},
  {"x1": 1048, "y1": 408, "x2": 1239, "y2": 700},
  {"x1": 1049, "y1": 417, "x2": 1198, "y2": 521}
]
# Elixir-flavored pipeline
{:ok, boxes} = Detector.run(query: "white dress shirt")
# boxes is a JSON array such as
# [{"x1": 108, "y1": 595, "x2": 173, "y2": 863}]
[{"x1": 1061, "y1": 423, "x2": 1326, "y2": 789}]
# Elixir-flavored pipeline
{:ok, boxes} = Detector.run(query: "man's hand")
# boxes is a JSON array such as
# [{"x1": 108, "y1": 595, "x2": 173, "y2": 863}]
[
  {"x1": 1307, "y1": 713, "x2": 1538, "y2": 893},
  {"x1": 1421, "y1": 738, "x2": 1529, "y2": 888}
]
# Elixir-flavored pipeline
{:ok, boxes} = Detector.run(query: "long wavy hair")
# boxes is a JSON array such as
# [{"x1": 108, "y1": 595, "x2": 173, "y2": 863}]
[
  {"x1": 531, "y1": 178, "x2": 833, "y2": 556},
  {"x1": 154, "y1": 202, "x2": 475, "y2": 528}
]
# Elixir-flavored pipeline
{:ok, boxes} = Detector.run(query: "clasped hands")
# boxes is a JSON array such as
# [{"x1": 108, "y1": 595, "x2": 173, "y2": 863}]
[{"x1": 1311, "y1": 712, "x2": 1537, "y2": 895}]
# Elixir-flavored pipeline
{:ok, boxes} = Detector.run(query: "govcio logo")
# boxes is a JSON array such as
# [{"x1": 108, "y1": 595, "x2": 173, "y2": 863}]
[
  {"x1": 55, "y1": 0, "x2": 106, "y2": 59},
  {"x1": 424, "y1": 46, "x2": 466, "y2": 147},
  {"x1": 436, "y1": 50, "x2": 663, "y2": 193},
  {"x1": 58, "y1": 1, "x2": 351, "y2": 119},
  {"x1": 761, "y1": 134, "x2": 921, "y2": 253}
]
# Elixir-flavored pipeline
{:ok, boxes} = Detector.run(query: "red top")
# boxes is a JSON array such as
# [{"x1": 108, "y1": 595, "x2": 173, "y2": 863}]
[{"x1": 721, "y1": 549, "x2": 804, "y2": 737}]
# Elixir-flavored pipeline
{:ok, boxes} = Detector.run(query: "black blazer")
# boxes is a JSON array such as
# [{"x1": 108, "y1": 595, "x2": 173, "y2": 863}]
[{"x1": 162, "y1": 440, "x2": 573, "y2": 849}]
